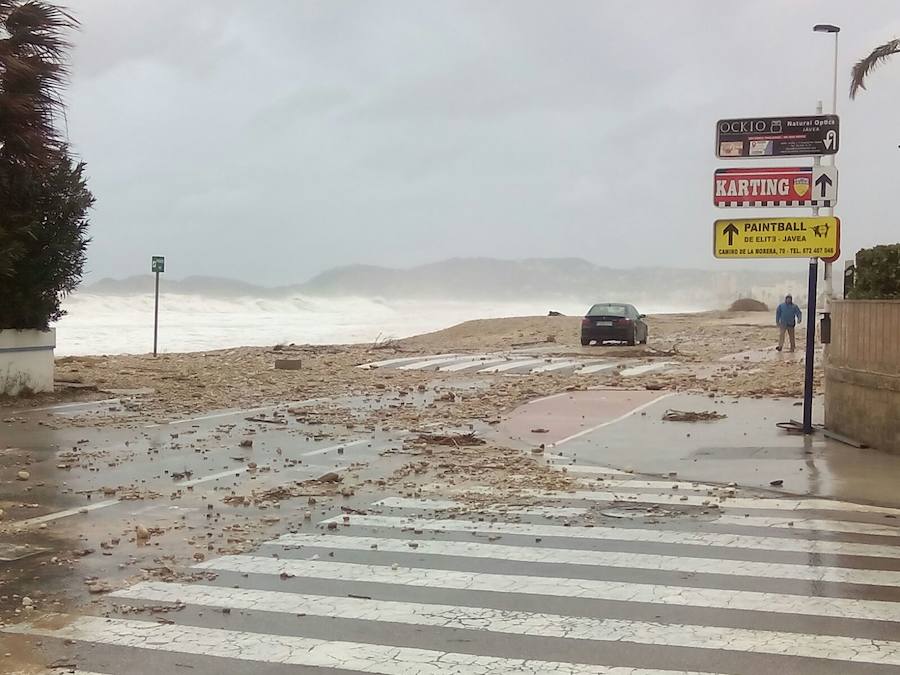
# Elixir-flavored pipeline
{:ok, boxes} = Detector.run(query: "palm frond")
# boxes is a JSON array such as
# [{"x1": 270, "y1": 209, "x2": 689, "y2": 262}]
[
  {"x1": 850, "y1": 38, "x2": 900, "y2": 99},
  {"x1": 0, "y1": 0, "x2": 76, "y2": 164}
]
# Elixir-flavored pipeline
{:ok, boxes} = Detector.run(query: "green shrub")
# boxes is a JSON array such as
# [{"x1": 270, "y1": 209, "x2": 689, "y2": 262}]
[{"x1": 849, "y1": 244, "x2": 900, "y2": 299}]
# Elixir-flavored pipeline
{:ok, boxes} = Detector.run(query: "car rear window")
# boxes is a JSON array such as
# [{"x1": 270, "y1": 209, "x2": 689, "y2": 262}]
[{"x1": 588, "y1": 304, "x2": 629, "y2": 317}]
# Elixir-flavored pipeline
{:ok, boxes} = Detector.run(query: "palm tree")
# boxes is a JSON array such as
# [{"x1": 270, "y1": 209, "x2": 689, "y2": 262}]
[
  {"x1": 0, "y1": 1, "x2": 92, "y2": 329},
  {"x1": 850, "y1": 38, "x2": 900, "y2": 99},
  {"x1": 0, "y1": 0, "x2": 74, "y2": 164}
]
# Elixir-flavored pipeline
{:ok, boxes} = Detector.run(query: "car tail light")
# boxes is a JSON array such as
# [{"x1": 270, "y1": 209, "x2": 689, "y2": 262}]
[
  {"x1": 615, "y1": 318, "x2": 633, "y2": 325},
  {"x1": 581, "y1": 318, "x2": 591, "y2": 326}
]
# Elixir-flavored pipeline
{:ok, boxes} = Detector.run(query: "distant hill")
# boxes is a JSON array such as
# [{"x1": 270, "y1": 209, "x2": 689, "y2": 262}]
[
  {"x1": 295, "y1": 257, "x2": 804, "y2": 306},
  {"x1": 82, "y1": 258, "x2": 806, "y2": 308}
]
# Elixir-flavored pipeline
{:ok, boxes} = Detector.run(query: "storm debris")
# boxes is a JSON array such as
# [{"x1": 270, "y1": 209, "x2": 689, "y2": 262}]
[{"x1": 662, "y1": 409, "x2": 727, "y2": 422}]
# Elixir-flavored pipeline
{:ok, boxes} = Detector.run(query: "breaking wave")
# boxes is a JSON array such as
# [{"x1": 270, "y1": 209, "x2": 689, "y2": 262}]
[{"x1": 54, "y1": 292, "x2": 703, "y2": 356}]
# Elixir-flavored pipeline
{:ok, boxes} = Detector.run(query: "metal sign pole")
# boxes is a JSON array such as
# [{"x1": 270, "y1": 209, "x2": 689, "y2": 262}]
[
  {"x1": 802, "y1": 101, "x2": 824, "y2": 434},
  {"x1": 802, "y1": 258, "x2": 818, "y2": 433},
  {"x1": 153, "y1": 270, "x2": 160, "y2": 357}
]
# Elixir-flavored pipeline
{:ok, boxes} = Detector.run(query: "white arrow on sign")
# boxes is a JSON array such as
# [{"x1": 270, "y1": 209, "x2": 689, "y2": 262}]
[{"x1": 812, "y1": 166, "x2": 838, "y2": 205}]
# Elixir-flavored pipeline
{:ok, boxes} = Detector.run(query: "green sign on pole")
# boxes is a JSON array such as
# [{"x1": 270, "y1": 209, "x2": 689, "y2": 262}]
[{"x1": 151, "y1": 255, "x2": 165, "y2": 356}]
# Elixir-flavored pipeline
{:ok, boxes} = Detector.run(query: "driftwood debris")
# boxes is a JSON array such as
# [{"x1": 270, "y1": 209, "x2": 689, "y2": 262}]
[
  {"x1": 662, "y1": 409, "x2": 726, "y2": 422},
  {"x1": 416, "y1": 433, "x2": 486, "y2": 447}
]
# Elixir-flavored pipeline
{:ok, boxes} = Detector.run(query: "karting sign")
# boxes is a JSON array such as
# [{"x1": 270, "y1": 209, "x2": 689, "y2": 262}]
[
  {"x1": 714, "y1": 217, "x2": 840, "y2": 259},
  {"x1": 714, "y1": 166, "x2": 837, "y2": 208},
  {"x1": 716, "y1": 115, "x2": 839, "y2": 159}
]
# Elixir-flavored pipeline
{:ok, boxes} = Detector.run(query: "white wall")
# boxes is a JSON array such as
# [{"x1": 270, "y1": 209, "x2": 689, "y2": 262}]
[{"x1": 0, "y1": 329, "x2": 55, "y2": 395}]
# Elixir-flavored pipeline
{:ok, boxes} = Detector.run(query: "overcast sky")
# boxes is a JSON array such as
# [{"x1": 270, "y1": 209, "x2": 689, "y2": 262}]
[{"x1": 65, "y1": 0, "x2": 900, "y2": 285}]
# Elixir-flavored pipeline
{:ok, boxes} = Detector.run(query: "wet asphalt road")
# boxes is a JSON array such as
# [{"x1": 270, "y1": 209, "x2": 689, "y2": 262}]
[{"x1": 2, "y1": 389, "x2": 900, "y2": 674}]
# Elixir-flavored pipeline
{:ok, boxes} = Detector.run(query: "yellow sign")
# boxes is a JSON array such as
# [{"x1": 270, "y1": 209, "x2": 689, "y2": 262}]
[{"x1": 714, "y1": 217, "x2": 840, "y2": 259}]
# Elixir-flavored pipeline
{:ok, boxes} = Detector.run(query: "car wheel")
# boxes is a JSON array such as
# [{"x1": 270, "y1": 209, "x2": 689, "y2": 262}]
[
  {"x1": 580, "y1": 337, "x2": 590, "y2": 346},
  {"x1": 640, "y1": 330, "x2": 648, "y2": 345},
  {"x1": 627, "y1": 329, "x2": 636, "y2": 346}
]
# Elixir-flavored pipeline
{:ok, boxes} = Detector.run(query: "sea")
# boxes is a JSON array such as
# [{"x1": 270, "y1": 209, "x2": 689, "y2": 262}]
[{"x1": 53, "y1": 293, "x2": 705, "y2": 356}]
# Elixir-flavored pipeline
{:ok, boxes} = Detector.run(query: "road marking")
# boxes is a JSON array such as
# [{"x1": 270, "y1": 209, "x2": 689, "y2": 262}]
[
  {"x1": 527, "y1": 391, "x2": 584, "y2": 404},
  {"x1": 359, "y1": 354, "x2": 456, "y2": 369},
  {"x1": 373, "y1": 497, "x2": 589, "y2": 518},
  {"x1": 530, "y1": 360, "x2": 585, "y2": 373},
  {"x1": 477, "y1": 358, "x2": 548, "y2": 373},
  {"x1": 475, "y1": 358, "x2": 547, "y2": 373},
  {"x1": 574, "y1": 362, "x2": 621, "y2": 374},
  {"x1": 711, "y1": 513, "x2": 900, "y2": 538},
  {"x1": 144, "y1": 397, "x2": 328, "y2": 428},
  {"x1": 552, "y1": 478, "x2": 719, "y2": 491},
  {"x1": 546, "y1": 464, "x2": 630, "y2": 476},
  {"x1": 398, "y1": 355, "x2": 486, "y2": 370},
  {"x1": 16, "y1": 398, "x2": 120, "y2": 413},
  {"x1": 3, "y1": 615, "x2": 713, "y2": 675},
  {"x1": 272, "y1": 534, "x2": 900, "y2": 587},
  {"x1": 457, "y1": 485, "x2": 900, "y2": 517},
  {"x1": 196, "y1": 556, "x2": 900, "y2": 622},
  {"x1": 176, "y1": 439, "x2": 372, "y2": 487},
  {"x1": 112, "y1": 582, "x2": 900, "y2": 666},
  {"x1": 301, "y1": 438, "x2": 371, "y2": 457},
  {"x1": 439, "y1": 357, "x2": 509, "y2": 372},
  {"x1": 549, "y1": 393, "x2": 676, "y2": 447},
  {"x1": 619, "y1": 362, "x2": 675, "y2": 376},
  {"x1": 178, "y1": 466, "x2": 256, "y2": 488},
  {"x1": 321, "y1": 515, "x2": 900, "y2": 559},
  {"x1": 5, "y1": 499, "x2": 120, "y2": 529}
]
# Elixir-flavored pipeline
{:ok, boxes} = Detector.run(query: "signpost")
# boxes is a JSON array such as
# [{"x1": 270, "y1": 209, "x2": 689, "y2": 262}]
[
  {"x1": 151, "y1": 256, "x2": 165, "y2": 357},
  {"x1": 716, "y1": 115, "x2": 839, "y2": 159},
  {"x1": 713, "y1": 110, "x2": 841, "y2": 435},
  {"x1": 713, "y1": 217, "x2": 840, "y2": 259},
  {"x1": 714, "y1": 166, "x2": 837, "y2": 208}
]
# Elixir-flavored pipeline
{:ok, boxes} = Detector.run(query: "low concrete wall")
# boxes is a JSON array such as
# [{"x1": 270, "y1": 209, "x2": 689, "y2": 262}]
[
  {"x1": 825, "y1": 300, "x2": 900, "y2": 453},
  {"x1": 0, "y1": 329, "x2": 56, "y2": 396}
]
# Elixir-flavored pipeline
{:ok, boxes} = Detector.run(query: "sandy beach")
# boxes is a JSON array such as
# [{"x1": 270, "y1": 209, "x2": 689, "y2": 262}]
[{"x1": 10, "y1": 310, "x2": 818, "y2": 431}]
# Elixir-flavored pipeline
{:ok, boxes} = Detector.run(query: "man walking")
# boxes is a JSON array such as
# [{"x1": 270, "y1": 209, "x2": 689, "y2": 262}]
[{"x1": 775, "y1": 294, "x2": 802, "y2": 352}]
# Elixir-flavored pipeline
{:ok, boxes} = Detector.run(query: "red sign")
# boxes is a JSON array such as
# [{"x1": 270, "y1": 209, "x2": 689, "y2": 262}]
[{"x1": 714, "y1": 166, "x2": 837, "y2": 208}]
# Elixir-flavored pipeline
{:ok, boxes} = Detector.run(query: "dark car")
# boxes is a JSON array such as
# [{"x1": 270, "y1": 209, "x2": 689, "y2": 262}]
[{"x1": 580, "y1": 303, "x2": 648, "y2": 346}]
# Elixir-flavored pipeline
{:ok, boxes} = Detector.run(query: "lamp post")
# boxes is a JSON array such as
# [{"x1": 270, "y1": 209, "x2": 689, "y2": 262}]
[
  {"x1": 814, "y1": 24, "x2": 840, "y2": 116},
  {"x1": 814, "y1": 24, "x2": 840, "y2": 314}
]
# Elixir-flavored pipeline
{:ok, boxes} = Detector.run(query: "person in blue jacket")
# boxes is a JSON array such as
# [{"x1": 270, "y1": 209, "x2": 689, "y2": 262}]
[{"x1": 775, "y1": 294, "x2": 802, "y2": 352}]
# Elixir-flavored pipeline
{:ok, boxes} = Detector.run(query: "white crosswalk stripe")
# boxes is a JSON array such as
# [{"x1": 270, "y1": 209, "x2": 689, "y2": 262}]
[
  {"x1": 357, "y1": 352, "x2": 672, "y2": 377},
  {"x1": 373, "y1": 497, "x2": 589, "y2": 518},
  {"x1": 110, "y1": 582, "x2": 900, "y2": 666},
  {"x1": 5, "y1": 480, "x2": 900, "y2": 674},
  {"x1": 530, "y1": 360, "x2": 587, "y2": 373},
  {"x1": 454, "y1": 485, "x2": 900, "y2": 516},
  {"x1": 477, "y1": 358, "x2": 549, "y2": 373},
  {"x1": 7, "y1": 616, "x2": 708, "y2": 675},
  {"x1": 196, "y1": 555, "x2": 900, "y2": 622},
  {"x1": 270, "y1": 533, "x2": 900, "y2": 587},
  {"x1": 438, "y1": 357, "x2": 510, "y2": 372},
  {"x1": 321, "y1": 514, "x2": 900, "y2": 558}
]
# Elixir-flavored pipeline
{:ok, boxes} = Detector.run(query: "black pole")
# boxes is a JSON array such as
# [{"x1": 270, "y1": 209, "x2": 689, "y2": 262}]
[
  {"x1": 802, "y1": 258, "x2": 818, "y2": 433},
  {"x1": 153, "y1": 270, "x2": 160, "y2": 357}
]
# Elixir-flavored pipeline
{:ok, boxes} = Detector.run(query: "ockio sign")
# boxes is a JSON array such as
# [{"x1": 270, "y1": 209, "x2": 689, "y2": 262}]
[{"x1": 716, "y1": 115, "x2": 839, "y2": 158}]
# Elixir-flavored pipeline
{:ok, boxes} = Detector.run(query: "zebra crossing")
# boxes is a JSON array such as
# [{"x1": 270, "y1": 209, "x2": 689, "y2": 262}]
[
  {"x1": 12, "y1": 472, "x2": 900, "y2": 674},
  {"x1": 358, "y1": 352, "x2": 674, "y2": 376}
]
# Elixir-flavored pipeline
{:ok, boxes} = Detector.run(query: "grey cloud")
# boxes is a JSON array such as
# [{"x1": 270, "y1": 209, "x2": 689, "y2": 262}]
[{"x1": 62, "y1": 0, "x2": 900, "y2": 285}]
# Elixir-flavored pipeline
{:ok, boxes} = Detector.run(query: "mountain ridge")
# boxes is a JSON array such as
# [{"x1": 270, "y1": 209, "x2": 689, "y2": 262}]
[{"x1": 81, "y1": 257, "x2": 806, "y2": 307}]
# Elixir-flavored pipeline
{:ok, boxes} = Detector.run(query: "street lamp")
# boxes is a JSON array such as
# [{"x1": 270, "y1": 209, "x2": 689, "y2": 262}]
[
  {"x1": 814, "y1": 24, "x2": 840, "y2": 115},
  {"x1": 814, "y1": 23, "x2": 840, "y2": 315}
]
